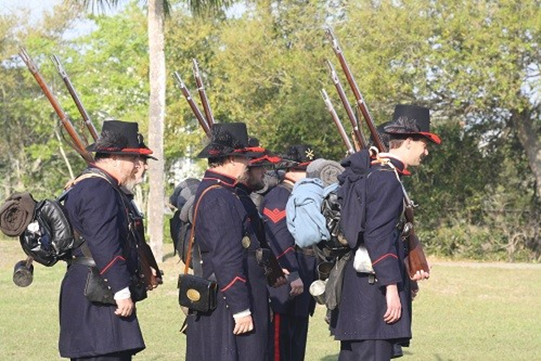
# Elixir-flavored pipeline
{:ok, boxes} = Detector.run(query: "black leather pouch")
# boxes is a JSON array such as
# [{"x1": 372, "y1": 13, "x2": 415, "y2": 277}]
[
  {"x1": 177, "y1": 274, "x2": 218, "y2": 313},
  {"x1": 84, "y1": 267, "x2": 116, "y2": 305},
  {"x1": 130, "y1": 278, "x2": 148, "y2": 302}
]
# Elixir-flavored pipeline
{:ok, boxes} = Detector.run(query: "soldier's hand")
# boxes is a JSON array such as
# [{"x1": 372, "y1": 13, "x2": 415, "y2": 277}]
[
  {"x1": 272, "y1": 275, "x2": 288, "y2": 288},
  {"x1": 410, "y1": 269, "x2": 430, "y2": 281},
  {"x1": 147, "y1": 267, "x2": 162, "y2": 290},
  {"x1": 289, "y1": 278, "x2": 304, "y2": 298},
  {"x1": 114, "y1": 297, "x2": 134, "y2": 318},
  {"x1": 233, "y1": 315, "x2": 254, "y2": 335},
  {"x1": 383, "y1": 284, "x2": 401, "y2": 324}
]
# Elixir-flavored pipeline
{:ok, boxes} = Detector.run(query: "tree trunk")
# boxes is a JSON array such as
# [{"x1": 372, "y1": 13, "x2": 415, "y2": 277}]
[
  {"x1": 147, "y1": 0, "x2": 166, "y2": 262},
  {"x1": 512, "y1": 109, "x2": 541, "y2": 202}
]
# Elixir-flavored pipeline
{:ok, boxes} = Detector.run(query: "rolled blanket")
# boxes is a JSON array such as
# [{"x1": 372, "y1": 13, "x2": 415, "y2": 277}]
[
  {"x1": 0, "y1": 192, "x2": 37, "y2": 237},
  {"x1": 307, "y1": 159, "x2": 344, "y2": 187}
]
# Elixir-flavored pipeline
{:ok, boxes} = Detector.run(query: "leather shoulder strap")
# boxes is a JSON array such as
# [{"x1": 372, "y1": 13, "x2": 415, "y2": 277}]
[{"x1": 183, "y1": 184, "x2": 221, "y2": 274}]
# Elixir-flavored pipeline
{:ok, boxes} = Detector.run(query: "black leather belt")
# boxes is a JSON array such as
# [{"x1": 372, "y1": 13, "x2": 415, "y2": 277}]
[
  {"x1": 67, "y1": 257, "x2": 96, "y2": 267},
  {"x1": 295, "y1": 246, "x2": 316, "y2": 257}
]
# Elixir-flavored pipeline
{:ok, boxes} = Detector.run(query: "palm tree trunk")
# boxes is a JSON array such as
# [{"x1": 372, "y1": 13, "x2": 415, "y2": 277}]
[{"x1": 147, "y1": 0, "x2": 166, "y2": 262}]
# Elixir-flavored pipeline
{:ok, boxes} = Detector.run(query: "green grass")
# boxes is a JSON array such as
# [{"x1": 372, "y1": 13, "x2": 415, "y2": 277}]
[{"x1": 1, "y1": 239, "x2": 541, "y2": 360}]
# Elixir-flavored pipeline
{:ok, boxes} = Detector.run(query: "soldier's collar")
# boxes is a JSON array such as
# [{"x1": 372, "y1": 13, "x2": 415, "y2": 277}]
[
  {"x1": 203, "y1": 170, "x2": 238, "y2": 188},
  {"x1": 370, "y1": 153, "x2": 410, "y2": 176}
]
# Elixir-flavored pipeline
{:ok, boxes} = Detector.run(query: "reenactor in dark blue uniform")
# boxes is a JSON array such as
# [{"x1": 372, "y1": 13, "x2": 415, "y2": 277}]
[
  {"x1": 330, "y1": 105, "x2": 441, "y2": 361},
  {"x1": 261, "y1": 144, "x2": 319, "y2": 361},
  {"x1": 186, "y1": 123, "x2": 274, "y2": 361},
  {"x1": 60, "y1": 120, "x2": 156, "y2": 360}
]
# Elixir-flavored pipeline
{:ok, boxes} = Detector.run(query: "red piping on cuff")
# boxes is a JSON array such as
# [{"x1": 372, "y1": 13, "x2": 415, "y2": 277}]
[
  {"x1": 276, "y1": 246, "x2": 295, "y2": 259},
  {"x1": 372, "y1": 253, "x2": 398, "y2": 266},
  {"x1": 99, "y1": 255, "x2": 126, "y2": 275},
  {"x1": 221, "y1": 276, "x2": 246, "y2": 292}
]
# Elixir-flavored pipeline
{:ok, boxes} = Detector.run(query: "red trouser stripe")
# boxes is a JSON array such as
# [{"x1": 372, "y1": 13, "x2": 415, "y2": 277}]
[{"x1": 274, "y1": 313, "x2": 281, "y2": 361}]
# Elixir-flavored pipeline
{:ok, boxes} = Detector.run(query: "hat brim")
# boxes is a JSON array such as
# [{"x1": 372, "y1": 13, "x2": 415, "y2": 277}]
[
  {"x1": 87, "y1": 143, "x2": 156, "y2": 156},
  {"x1": 249, "y1": 155, "x2": 282, "y2": 167},
  {"x1": 197, "y1": 145, "x2": 266, "y2": 159}
]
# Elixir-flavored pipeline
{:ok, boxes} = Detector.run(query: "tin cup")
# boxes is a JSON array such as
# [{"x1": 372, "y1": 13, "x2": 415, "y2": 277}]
[
  {"x1": 13, "y1": 259, "x2": 34, "y2": 287},
  {"x1": 309, "y1": 279, "x2": 327, "y2": 305},
  {"x1": 317, "y1": 261, "x2": 334, "y2": 281}
]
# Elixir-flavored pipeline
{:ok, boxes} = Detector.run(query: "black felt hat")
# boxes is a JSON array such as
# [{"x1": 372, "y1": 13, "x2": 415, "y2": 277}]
[
  {"x1": 138, "y1": 134, "x2": 157, "y2": 160},
  {"x1": 384, "y1": 105, "x2": 441, "y2": 144},
  {"x1": 86, "y1": 120, "x2": 155, "y2": 156},
  {"x1": 247, "y1": 137, "x2": 281, "y2": 167},
  {"x1": 280, "y1": 144, "x2": 317, "y2": 170},
  {"x1": 197, "y1": 123, "x2": 258, "y2": 159}
]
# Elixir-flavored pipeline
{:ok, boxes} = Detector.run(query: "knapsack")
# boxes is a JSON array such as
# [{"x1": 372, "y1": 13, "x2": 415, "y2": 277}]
[
  {"x1": 286, "y1": 149, "x2": 373, "y2": 254},
  {"x1": 6, "y1": 170, "x2": 114, "y2": 267},
  {"x1": 18, "y1": 193, "x2": 80, "y2": 267},
  {"x1": 169, "y1": 178, "x2": 201, "y2": 273}
]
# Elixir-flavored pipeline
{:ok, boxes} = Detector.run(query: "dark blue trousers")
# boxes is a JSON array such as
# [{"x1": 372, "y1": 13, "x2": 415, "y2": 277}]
[
  {"x1": 339, "y1": 340, "x2": 394, "y2": 361},
  {"x1": 71, "y1": 351, "x2": 132, "y2": 361},
  {"x1": 269, "y1": 313, "x2": 310, "y2": 361}
]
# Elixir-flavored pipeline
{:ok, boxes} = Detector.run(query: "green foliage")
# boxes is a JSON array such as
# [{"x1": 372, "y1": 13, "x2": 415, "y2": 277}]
[{"x1": 1, "y1": 0, "x2": 541, "y2": 259}]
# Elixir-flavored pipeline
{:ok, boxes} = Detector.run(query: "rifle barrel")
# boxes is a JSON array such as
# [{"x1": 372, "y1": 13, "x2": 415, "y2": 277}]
[
  {"x1": 324, "y1": 28, "x2": 387, "y2": 152},
  {"x1": 326, "y1": 59, "x2": 366, "y2": 150},
  {"x1": 321, "y1": 89, "x2": 355, "y2": 155},
  {"x1": 19, "y1": 48, "x2": 94, "y2": 163},
  {"x1": 51, "y1": 55, "x2": 100, "y2": 141},
  {"x1": 192, "y1": 59, "x2": 214, "y2": 128},
  {"x1": 173, "y1": 71, "x2": 211, "y2": 136}
]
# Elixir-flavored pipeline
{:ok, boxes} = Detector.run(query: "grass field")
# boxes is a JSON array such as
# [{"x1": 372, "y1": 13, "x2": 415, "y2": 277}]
[{"x1": 1, "y1": 239, "x2": 541, "y2": 360}]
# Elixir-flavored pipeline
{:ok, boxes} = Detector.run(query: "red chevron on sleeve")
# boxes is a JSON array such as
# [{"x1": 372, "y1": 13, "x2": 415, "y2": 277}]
[{"x1": 263, "y1": 207, "x2": 286, "y2": 224}]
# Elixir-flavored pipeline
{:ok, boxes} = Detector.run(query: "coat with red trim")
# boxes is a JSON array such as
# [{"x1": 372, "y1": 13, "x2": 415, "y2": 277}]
[
  {"x1": 186, "y1": 170, "x2": 269, "y2": 361},
  {"x1": 59, "y1": 168, "x2": 144, "y2": 358},
  {"x1": 330, "y1": 155, "x2": 412, "y2": 342},
  {"x1": 261, "y1": 183, "x2": 316, "y2": 317}
]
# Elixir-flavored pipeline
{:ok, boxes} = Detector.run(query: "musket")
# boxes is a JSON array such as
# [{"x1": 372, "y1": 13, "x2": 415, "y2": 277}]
[
  {"x1": 19, "y1": 48, "x2": 94, "y2": 163},
  {"x1": 321, "y1": 89, "x2": 355, "y2": 155},
  {"x1": 173, "y1": 71, "x2": 211, "y2": 135},
  {"x1": 51, "y1": 54, "x2": 100, "y2": 142},
  {"x1": 324, "y1": 28, "x2": 387, "y2": 152},
  {"x1": 325, "y1": 60, "x2": 366, "y2": 150},
  {"x1": 401, "y1": 185, "x2": 430, "y2": 278},
  {"x1": 192, "y1": 59, "x2": 215, "y2": 128}
]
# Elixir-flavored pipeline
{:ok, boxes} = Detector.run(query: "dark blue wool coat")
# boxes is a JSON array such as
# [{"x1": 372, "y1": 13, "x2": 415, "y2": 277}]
[
  {"x1": 261, "y1": 183, "x2": 316, "y2": 317},
  {"x1": 186, "y1": 170, "x2": 269, "y2": 361},
  {"x1": 330, "y1": 153, "x2": 412, "y2": 343},
  {"x1": 60, "y1": 167, "x2": 145, "y2": 358}
]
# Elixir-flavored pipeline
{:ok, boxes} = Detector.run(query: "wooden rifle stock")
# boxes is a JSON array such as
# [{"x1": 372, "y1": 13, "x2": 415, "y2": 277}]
[
  {"x1": 324, "y1": 28, "x2": 387, "y2": 152},
  {"x1": 403, "y1": 197, "x2": 430, "y2": 279},
  {"x1": 173, "y1": 71, "x2": 211, "y2": 136},
  {"x1": 133, "y1": 219, "x2": 163, "y2": 289},
  {"x1": 51, "y1": 54, "x2": 100, "y2": 141},
  {"x1": 19, "y1": 48, "x2": 94, "y2": 163},
  {"x1": 192, "y1": 59, "x2": 215, "y2": 128},
  {"x1": 321, "y1": 89, "x2": 355, "y2": 155},
  {"x1": 325, "y1": 60, "x2": 366, "y2": 150}
]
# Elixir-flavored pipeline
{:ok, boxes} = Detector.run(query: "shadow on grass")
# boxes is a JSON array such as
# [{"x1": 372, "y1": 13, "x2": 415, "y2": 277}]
[{"x1": 163, "y1": 251, "x2": 177, "y2": 262}]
